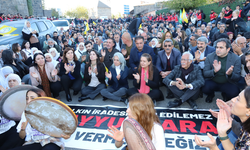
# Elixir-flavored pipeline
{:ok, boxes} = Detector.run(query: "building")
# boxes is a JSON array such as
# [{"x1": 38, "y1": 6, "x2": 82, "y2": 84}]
[
  {"x1": 133, "y1": 2, "x2": 164, "y2": 16},
  {"x1": 88, "y1": 1, "x2": 111, "y2": 19}
]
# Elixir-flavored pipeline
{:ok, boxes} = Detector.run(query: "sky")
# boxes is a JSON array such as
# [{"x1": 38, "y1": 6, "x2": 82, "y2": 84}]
[{"x1": 45, "y1": 0, "x2": 161, "y2": 16}]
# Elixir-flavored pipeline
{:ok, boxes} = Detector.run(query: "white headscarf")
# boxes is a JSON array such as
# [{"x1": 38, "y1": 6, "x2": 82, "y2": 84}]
[
  {"x1": 6, "y1": 73, "x2": 22, "y2": 88},
  {"x1": 49, "y1": 48, "x2": 60, "y2": 61},
  {"x1": 0, "y1": 66, "x2": 14, "y2": 89},
  {"x1": 45, "y1": 53, "x2": 58, "y2": 68},
  {"x1": 151, "y1": 38, "x2": 158, "y2": 48},
  {"x1": 76, "y1": 42, "x2": 86, "y2": 52},
  {"x1": 31, "y1": 47, "x2": 38, "y2": 60},
  {"x1": 22, "y1": 21, "x2": 37, "y2": 38}
]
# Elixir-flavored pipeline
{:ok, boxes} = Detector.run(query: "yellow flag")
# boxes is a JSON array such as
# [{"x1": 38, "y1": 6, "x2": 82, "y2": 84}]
[
  {"x1": 182, "y1": 9, "x2": 188, "y2": 23},
  {"x1": 139, "y1": 24, "x2": 142, "y2": 30},
  {"x1": 93, "y1": 21, "x2": 96, "y2": 25},
  {"x1": 84, "y1": 22, "x2": 90, "y2": 35},
  {"x1": 0, "y1": 25, "x2": 17, "y2": 35}
]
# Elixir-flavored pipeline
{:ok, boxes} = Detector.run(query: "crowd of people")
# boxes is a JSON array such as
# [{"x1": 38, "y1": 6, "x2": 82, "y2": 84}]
[{"x1": 1, "y1": 1, "x2": 250, "y2": 149}]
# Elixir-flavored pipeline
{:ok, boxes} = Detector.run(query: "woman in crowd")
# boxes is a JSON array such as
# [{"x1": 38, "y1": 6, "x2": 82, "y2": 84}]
[
  {"x1": 75, "y1": 42, "x2": 86, "y2": 61},
  {"x1": 12, "y1": 43, "x2": 28, "y2": 62},
  {"x1": 59, "y1": 47, "x2": 82, "y2": 102},
  {"x1": 21, "y1": 40, "x2": 32, "y2": 59},
  {"x1": 0, "y1": 66, "x2": 14, "y2": 95},
  {"x1": 9, "y1": 88, "x2": 70, "y2": 150},
  {"x1": 68, "y1": 32, "x2": 77, "y2": 46},
  {"x1": 159, "y1": 31, "x2": 180, "y2": 51},
  {"x1": 49, "y1": 48, "x2": 60, "y2": 61},
  {"x1": 78, "y1": 50, "x2": 106, "y2": 102},
  {"x1": 45, "y1": 53, "x2": 59, "y2": 69},
  {"x1": 22, "y1": 21, "x2": 41, "y2": 50},
  {"x1": 0, "y1": 73, "x2": 22, "y2": 93},
  {"x1": 100, "y1": 52, "x2": 128, "y2": 102},
  {"x1": 227, "y1": 32, "x2": 234, "y2": 43},
  {"x1": 107, "y1": 93, "x2": 166, "y2": 150},
  {"x1": 62, "y1": 31, "x2": 70, "y2": 41},
  {"x1": 43, "y1": 34, "x2": 51, "y2": 49},
  {"x1": 127, "y1": 53, "x2": 164, "y2": 103},
  {"x1": 195, "y1": 86, "x2": 250, "y2": 150},
  {"x1": 29, "y1": 53, "x2": 61, "y2": 98},
  {"x1": 226, "y1": 10, "x2": 245, "y2": 35},
  {"x1": 2, "y1": 50, "x2": 30, "y2": 84}
]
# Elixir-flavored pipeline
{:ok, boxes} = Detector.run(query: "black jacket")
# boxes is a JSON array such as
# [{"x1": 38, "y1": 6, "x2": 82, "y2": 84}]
[
  {"x1": 58, "y1": 61, "x2": 81, "y2": 79},
  {"x1": 84, "y1": 63, "x2": 106, "y2": 86},
  {"x1": 4, "y1": 59, "x2": 29, "y2": 79}
]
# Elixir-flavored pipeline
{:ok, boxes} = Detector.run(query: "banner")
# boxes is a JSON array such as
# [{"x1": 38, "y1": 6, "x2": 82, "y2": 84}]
[{"x1": 64, "y1": 105, "x2": 218, "y2": 150}]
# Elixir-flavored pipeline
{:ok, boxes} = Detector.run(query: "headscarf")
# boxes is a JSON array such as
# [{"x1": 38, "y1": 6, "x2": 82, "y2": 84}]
[
  {"x1": 31, "y1": 47, "x2": 38, "y2": 59},
  {"x1": 6, "y1": 73, "x2": 22, "y2": 87},
  {"x1": 76, "y1": 42, "x2": 86, "y2": 52},
  {"x1": 22, "y1": 21, "x2": 37, "y2": 38},
  {"x1": 45, "y1": 53, "x2": 59, "y2": 68},
  {"x1": 49, "y1": 48, "x2": 60, "y2": 60},
  {"x1": 0, "y1": 66, "x2": 14, "y2": 89},
  {"x1": 151, "y1": 38, "x2": 158, "y2": 48}
]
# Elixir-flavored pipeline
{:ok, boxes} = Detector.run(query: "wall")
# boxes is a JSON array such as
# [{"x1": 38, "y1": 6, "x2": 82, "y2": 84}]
[
  {"x1": 134, "y1": 4, "x2": 161, "y2": 15},
  {"x1": 32, "y1": 0, "x2": 43, "y2": 17},
  {"x1": 98, "y1": 8, "x2": 111, "y2": 19},
  {"x1": 0, "y1": 0, "x2": 29, "y2": 16},
  {"x1": 43, "y1": 10, "x2": 52, "y2": 18}
]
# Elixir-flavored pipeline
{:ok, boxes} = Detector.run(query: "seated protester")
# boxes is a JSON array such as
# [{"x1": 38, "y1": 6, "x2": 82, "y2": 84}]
[
  {"x1": 2, "y1": 50, "x2": 30, "y2": 84},
  {"x1": 49, "y1": 48, "x2": 60, "y2": 61},
  {"x1": 0, "y1": 73, "x2": 22, "y2": 93},
  {"x1": 61, "y1": 39, "x2": 70, "y2": 51},
  {"x1": 93, "y1": 36, "x2": 103, "y2": 52},
  {"x1": 211, "y1": 23, "x2": 227, "y2": 46},
  {"x1": 121, "y1": 32, "x2": 136, "y2": 59},
  {"x1": 45, "y1": 53, "x2": 59, "y2": 69},
  {"x1": 163, "y1": 52, "x2": 205, "y2": 109},
  {"x1": 12, "y1": 43, "x2": 28, "y2": 63},
  {"x1": 114, "y1": 33, "x2": 122, "y2": 51},
  {"x1": 78, "y1": 50, "x2": 106, "y2": 101},
  {"x1": 43, "y1": 34, "x2": 51, "y2": 50},
  {"x1": 59, "y1": 47, "x2": 82, "y2": 102},
  {"x1": 75, "y1": 42, "x2": 86, "y2": 61},
  {"x1": 68, "y1": 32, "x2": 77, "y2": 47},
  {"x1": 22, "y1": 21, "x2": 41, "y2": 50},
  {"x1": 42, "y1": 38, "x2": 61, "y2": 54},
  {"x1": 127, "y1": 53, "x2": 164, "y2": 104},
  {"x1": 128, "y1": 36, "x2": 155, "y2": 79},
  {"x1": 21, "y1": 40, "x2": 32, "y2": 66},
  {"x1": 30, "y1": 53, "x2": 61, "y2": 98},
  {"x1": 0, "y1": 66, "x2": 14, "y2": 96},
  {"x1": 100, "y1": 38, "x2": 120, "y2": 69},
  {"x1": 100, "y1": 52, "x2": 128, "y2": 102},
  {"x1": 149, "y1": 38, "x2": 160, "y2": 66},
  {"x1": 191, "y1": 37, "x2": 216, "y2": 70},
  {"x1": 9, "y1": 89, "x2": 70, "y2": 150},
  {"x1": 156, "y1": 39, "x2": 181, "y2": 98},
  {"x1": 203, "y1": 38, "x2": 241, "y2": 103},
  {"x1": 159, "y1": 31, "x2": 180, "y2": 51},
  {"x1": 30, "y1": 47, "x2": 39, "y2": 60}
]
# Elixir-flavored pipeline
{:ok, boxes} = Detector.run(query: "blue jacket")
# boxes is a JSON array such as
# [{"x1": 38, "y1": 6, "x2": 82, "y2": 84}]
[
  {"x1": 108, "y1": 66, "x2": 129, "y2": 90},
  {"x1": 156, "y1": 48, "x2": 181, "y2": 72},
  {"x1": 129, "y1": 44, "x2": 155, "y2": 70},
  {"x1": 190, "y1": 45, "x2": 216, "y2": 64}
]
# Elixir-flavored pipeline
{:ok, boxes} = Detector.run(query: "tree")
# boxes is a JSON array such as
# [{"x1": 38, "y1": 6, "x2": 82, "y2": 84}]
[
  {"x1": 51, "y1": 8, "x2": 59, "y2": 18},
  {"x1": 163, "y1": 0, "x2": 215, "y2": 10},
  {"x1": 65, "y1": 6, "x2": 88, "y2": 19}
]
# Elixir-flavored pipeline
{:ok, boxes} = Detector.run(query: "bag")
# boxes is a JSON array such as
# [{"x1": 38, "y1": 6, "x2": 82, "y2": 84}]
[{"x1": 30, "y1": 36, "x2": 38, "y2": 44}]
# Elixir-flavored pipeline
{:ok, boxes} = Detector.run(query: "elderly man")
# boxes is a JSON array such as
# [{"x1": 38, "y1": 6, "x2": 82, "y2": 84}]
[
  {"x1": 128, "y1": 36, "x2": 155, "y2": 79},
  {"x1": 100, "y1": 38, "x2": 120, "y2": 69},
  {"x1": 191, "y1": 37, "x2": 216, "y2": 70},
  {"x1": 163, "y1": 52, "x2": 205, "y2": 109},
  {"x1": 203, "y1": 38, "x2": 241, "y2": 103},
  {"x1": 42, "y1": 38, "x2": 61, "y2": 53},
  {"x1": 141, "y1": 32, "x2": 149, "y2": 45},
  {"x1": 94, "y1": 36, "x2": 103, "y2": 52}
]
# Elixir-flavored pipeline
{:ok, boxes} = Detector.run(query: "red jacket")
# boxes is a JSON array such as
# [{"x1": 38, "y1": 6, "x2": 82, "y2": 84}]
[
  {"x1": 167, "y1": 16, "x2": 171, "y2": 22},
  {"x1": 196, "y1": 13, "x2": 202, "y2": 20},
  {"x1": 239, "y1": 9, "x2": 242, "y2": 18},
  {"x1": 224, "y1": 9, "x2": 232, "y2": 19},
  {"x1": 174, "y1": 15, "x2": 178, "y2": 22},
  {"x1": 210, "y1": 12, "x2": 217, "y2": 21}
]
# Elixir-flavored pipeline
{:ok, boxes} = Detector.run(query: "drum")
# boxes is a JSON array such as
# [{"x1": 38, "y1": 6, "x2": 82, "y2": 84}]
[
  {"x1": 25, "y1": 97, "x2": 78, "y2": 137},
  {"x1": 0, "y1": 85, "x2": 39, "y2": 121},
  {"x1": 123, "y1": 118, "x2": 156, "y2": 150}
]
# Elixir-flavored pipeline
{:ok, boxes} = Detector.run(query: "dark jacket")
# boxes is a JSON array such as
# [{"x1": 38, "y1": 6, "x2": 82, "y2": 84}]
[
  {"x1": 108, "y1": 66, "x2": 129, "y2": 90},
  {"x1": 84, "y1": 63, "x2": 106, "y2": 86},
  {"x1": 93, "y1": 43, "x2": 103, "y2": 52},
  {"x1": 128, "y1": 18, "x2": 142, "y2": 36},
  {"x1": 226, "y1": 17, "x2": 247, "y2": 33},
  {"x1": 190, "y1": 45, "x2": 216, "y2": 64},
  {"x1": 4, "y1": 59, "x2": 29, "y2": 79},
  {"x1": 58, "y1": 61, "x2": 81, "y2": 79},
  {"x1": 43, "y1": 44, "x2": 61, "y2": 53},
  {"x1": 156, "y1": 48, "x2": 181, "y2": 72},
  {"x1": 203, "y1": 51, "x2": 241, "y2": 84},
  {"x1": 211, "y1": 30, "x2": 227, "y2": 45},
  {"x1": 163, "y1": 64, "x2": 205, "y2": 90},
  {"x1": 129, "y1": 44, "x2": 155, "y2": 70}
]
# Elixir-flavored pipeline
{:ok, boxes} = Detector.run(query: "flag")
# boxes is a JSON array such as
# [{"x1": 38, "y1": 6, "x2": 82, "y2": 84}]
[
  {"x1": 84, "y1": 22, "x2": 90, "y2": 35},
  {"x1": 179, "y1": 9, "x2": 183, "y2": 24},
  {"x1": 138, "y1": 24, "x2": 142, "y2": 30},
  {"x1": 93, "y1": 21, "x2": 96, "y2": 25},
  {"x1": 182, "y1": 8, "x2": 188, "y2": 23}
]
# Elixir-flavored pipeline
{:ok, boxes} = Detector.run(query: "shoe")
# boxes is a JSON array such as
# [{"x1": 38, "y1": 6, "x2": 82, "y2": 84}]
[
  {"x1": 66, "y1": 94, "x2": 72, "y2": 102},
  {"x1": 73, "y1": 91, "x2": 79, "y2": 95},
  {"x1": 221, "y1": 92, "x2": 229, "y2": 101},
  {"x1": 187, "y1": 99, "x2": 197, "y2": 110},
  {"x1": 199, "y1": 91, "x2": 203, "y2": 98},
  {"x1": 78, "y1": 96, "x2": 90, "y2": 102},
  {"x1": 153, "y1": 100, "x2": 156, "y2": 107},
  {"x1": 166, "y1": 92, "x2": 175, "y2": 99},
  {"x1": 205, "y1": 94, "x2": 215, "y2": 103},
  {"x1": 103, "y1": 97, "x2": 108, "y2": 101},
  {"x1": 120, "y1": 97, "x2": 126, "y2": 102},
  {"x1": 168, "y1": 99, "x2": 182, "y2": 108}
]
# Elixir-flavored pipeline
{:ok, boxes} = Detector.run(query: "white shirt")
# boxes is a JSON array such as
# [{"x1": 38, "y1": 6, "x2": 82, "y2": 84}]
[
  {"x1": 22, "y1": 48, "x2": 32, "y2": 58},
  {"x1": 198, "y1": 49, "x2": 205, "y2": 69},
  {"x1": 165, "y1": 52, "x2": 171, "y2": 60},
  {"x1": 88, "y1": 66, "x2": 100, "y2": 87},
  {"x1": 115, "y1": 42, "x2": 121, "y2": 51},
  {"x1": 75, "y1": 49, "x2": 86, "y2": 61},
  {"x1": 0, "y1": 114, "x2": 15, "y2": 134},
  {"x1": 115, "y1": 66, "x2": 121, "y2": 75},
  {"x1": 98, "y1": 44, "x2": 102, "y2": 52}
]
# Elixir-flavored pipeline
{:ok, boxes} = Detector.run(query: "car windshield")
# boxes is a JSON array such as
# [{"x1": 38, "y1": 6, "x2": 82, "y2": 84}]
[
  {"x1": 53, "y1": 21, "x2": 68, "y2": 27},
  {"x1": 0, "y1": 23, "x2": 23, "y2": 37}
]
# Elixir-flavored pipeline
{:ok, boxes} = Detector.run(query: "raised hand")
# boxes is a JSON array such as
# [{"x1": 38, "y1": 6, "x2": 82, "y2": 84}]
[
  {"x1": 0, "y1": 85, "x2": 7, "y2": 93},
  {"x1": 195, "y1": 50, "x2": 201, "y2": 61},
  {"x1": 30, "y1": 72, "x2": 39, "y2": 78},
  {"x1": 101, "y1": 49, "x2": 106, "y2": 57},
  {"x1": 81, "y1": 55, "x2": 86, "y2": 62},
  {"x1": 226, "y1": 65, "x2": 234, "y2": 76},
  {"x1": 93, "y1": 68, "x2": 98, "y2": 75},
  {"x1": 64, "y1": 63, "x2": 71, "y2": 73},
  {"x1": 105, "y1": 71, "x2": 112, "y2": 79},
  {"x1": 121, "y1": 49, "x2": 127, "y2": 56},
  {"x1": 88, "y1": 66, "x2": 92, "y2": 74},
  {"x1": 133, "y1": 73, "x2": 140, "y2": 81},
  {"x1": 213, "y1": 60, "x2": 221, "y2": 73},
  {"x1": 216, "y1": 99, "x2": 231, "y2": 117},
  {"x1": 194, "y1": 133, "x2": 217, "y2": 149},
  {"x1": 217, "y1": 109, "x2": 232, "y2": 137},
  {"x1": 116, "y1": 74, "x2": 121, "y2": 80},
  {"x1": 51, "y1": 69, "x2": 58, "y2": 77},
  {"x1": 107, "y1": 126, "x2": 124, "y2": 142},
  {"x1": 21, "y1": 121, "x2": 28, "y2": 130}
]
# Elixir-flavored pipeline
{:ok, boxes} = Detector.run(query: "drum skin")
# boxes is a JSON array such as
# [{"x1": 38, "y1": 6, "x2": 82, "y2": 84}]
[
  {"x1": 0, "y1": 85, "x2": 39, "y2": 121},
  {"x1": 123, "y1": 118, "x2": 156, "y2": 150},
  {"x1": 25, "y1": 97, "x2": 78, "y2": 137}
]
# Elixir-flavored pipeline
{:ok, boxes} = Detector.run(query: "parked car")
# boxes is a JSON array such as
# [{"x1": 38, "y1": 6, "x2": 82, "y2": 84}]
[
  {"x1": 52, "y1": 20, "x2": 70, "y2": 31},
  {"x1": 0, "y1": 19, "x2": 57, "y2": 49}
]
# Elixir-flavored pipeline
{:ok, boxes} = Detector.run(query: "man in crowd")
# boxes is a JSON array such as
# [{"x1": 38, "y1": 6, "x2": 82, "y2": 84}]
[
  {"x1": 43, "y1": 38, "x2": 61, "y2": 53},
  {"x1": 121, "y1": 32, "x2": 136, "y2": 62},
  {"x1": 211, "y1": 23, "x2": 227, "y2": 45},
  {"x1": 94, "y1": 36, "x2": 103, "y2": 52},
  {"x1": 114, "y1": 33, "x2": 122, "y2": 51},
  {"x1": 188, "y1": 34, "x2": 200, "y2": 51},
  {"x1": 163, "y1": 52, "x2": 205, "y2": 109}
]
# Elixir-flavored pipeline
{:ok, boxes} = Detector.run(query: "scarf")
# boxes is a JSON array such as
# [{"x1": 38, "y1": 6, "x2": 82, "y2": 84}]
[
  {"x1": 138, "y1": 68, "x2": 150, "y2": 94},
  {"x1": 22, "y1": 21, "x2": 37, "y2": 38},
  {"x1": 181, "y1": 63, "x2": 194, "y2": 82}
]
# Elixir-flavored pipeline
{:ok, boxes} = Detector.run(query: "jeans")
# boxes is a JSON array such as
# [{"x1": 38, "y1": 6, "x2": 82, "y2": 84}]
[{"x1": 100, "y1": 86, "x2": 127, "y2": 101}]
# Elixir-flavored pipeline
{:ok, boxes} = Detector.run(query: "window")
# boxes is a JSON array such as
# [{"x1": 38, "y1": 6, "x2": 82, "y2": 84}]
[
  {"x1": 31, "y1": 23, "x2": 39, "y2": 33},
  {"x1": 52, "y1": 21, "x2": 69, "y2": 27},
  {"x1": 37, "y1": 21, "x2": 48, "y2": 32},
  {"x1": 45, "y1": 21, "x2": 53, "y2": 28}
]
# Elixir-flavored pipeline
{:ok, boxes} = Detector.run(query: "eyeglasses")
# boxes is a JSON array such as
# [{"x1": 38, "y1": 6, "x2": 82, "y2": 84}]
[
  {"x1": 189, "y1": 38, "x2": 195, "y2": 41},
  {"x1": 181, "y1": 59, "x2": 190, "y2": 61},
  {"x1": 164, "y1": 45, "x2": 172, "y2": 47}
]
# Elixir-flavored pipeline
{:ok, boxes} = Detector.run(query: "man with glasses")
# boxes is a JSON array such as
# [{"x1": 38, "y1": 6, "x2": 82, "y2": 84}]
[
  {"x1": 203, "y1": 38, "x2": 241, "y2": 103},
  {"x1": 188, "y1": 34, "x2": 199, "y2": 51},
  {"x1": 156, "y1": 39, "x2": 181, "y2": 98},
  {"x1": 211, "y1": 23, "x2": 227, "y2": 45},
  {"x1": 163, "y1": 52, "x2": 204, "y2": 109}
]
